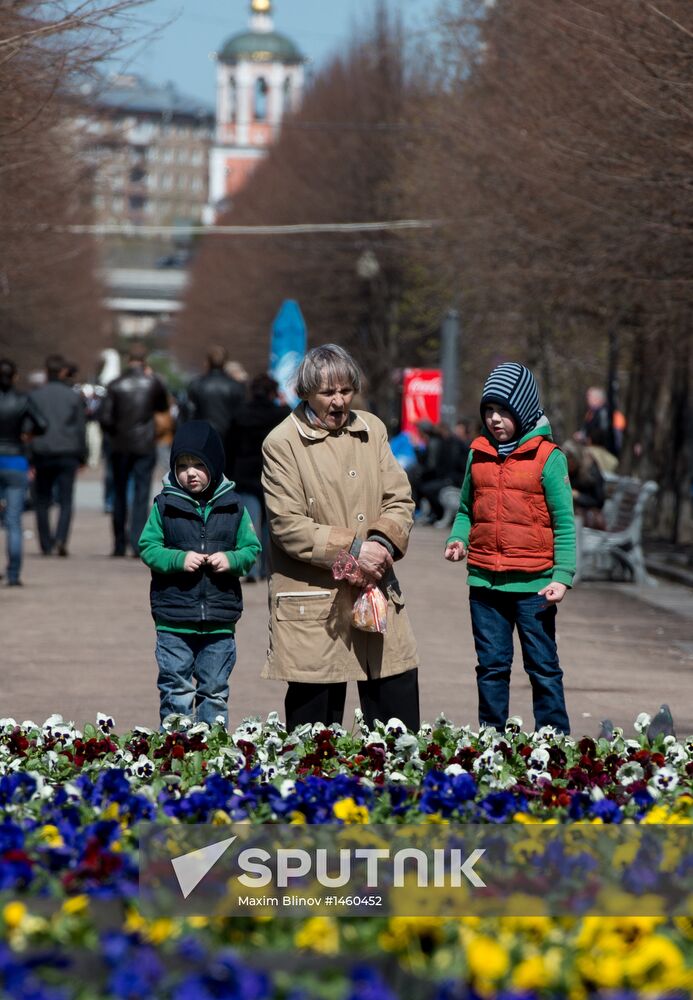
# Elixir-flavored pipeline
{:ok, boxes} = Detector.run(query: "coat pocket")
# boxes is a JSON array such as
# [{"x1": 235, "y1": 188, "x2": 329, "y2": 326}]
[{"x1": 275, "y1": 590, "x2": 335, "y2": 622}]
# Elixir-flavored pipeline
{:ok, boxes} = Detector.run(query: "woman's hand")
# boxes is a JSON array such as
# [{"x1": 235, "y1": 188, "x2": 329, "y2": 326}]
[
  {"x1": 357, "y1": 540, "x2": 393, "y2": 581},
  {"x1": 444, "y1": 541, "x2": 466, "y2": 562},
  {"x1": 206, "y1": 552, "x2": 230, "y2": 573},
  {"x1": 183, "y1": 551, "x2": 206, "y2": 572},
  {"x1": 538, "y1": 581, "x2": 567, "y2": 604}
]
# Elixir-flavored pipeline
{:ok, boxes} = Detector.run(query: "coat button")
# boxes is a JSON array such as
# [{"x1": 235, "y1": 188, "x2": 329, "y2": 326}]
[
  {"x1": 357, "y1": 513, "x2": 365, "y2": 522},
  {"x1": 348, "y1": 470, "x2": 357, "y2": 478}
]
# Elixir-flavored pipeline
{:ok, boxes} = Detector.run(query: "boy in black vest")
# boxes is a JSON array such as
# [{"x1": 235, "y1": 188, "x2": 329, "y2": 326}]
[{"x1": 139, "y1": 420, "x2": 261, "y2": 728}]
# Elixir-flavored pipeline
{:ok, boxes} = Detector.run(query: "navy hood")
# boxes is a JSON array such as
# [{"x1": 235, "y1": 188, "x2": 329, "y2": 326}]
[{"x1": 170, "y1": 420, "x2": 226, "y2": 491}]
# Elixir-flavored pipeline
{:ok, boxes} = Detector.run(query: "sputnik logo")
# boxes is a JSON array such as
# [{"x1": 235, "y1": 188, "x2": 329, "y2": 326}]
[{"x1": 171, "y1": 836, "x2": 236, "y2": 899}]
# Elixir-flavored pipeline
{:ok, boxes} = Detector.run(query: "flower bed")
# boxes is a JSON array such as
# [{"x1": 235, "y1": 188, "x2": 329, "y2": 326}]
[{"x1": 0, "y1": 711, "x2": 691, "y2": 999}]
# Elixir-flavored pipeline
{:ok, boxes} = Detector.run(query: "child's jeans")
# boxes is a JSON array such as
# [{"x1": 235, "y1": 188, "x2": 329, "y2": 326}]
[
  {"x1": 155, "y1": 631, "x2": 237, "y2": 727},
  {"x1": 469, "y1": 588, "x2": 570, "y2": 734}
]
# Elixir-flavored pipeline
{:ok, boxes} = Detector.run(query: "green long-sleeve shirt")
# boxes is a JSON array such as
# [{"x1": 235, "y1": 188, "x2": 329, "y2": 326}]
[
  {"x1": 139, "y1": 478, "x2": 261, "y2": 633},
  {"x1": 446, "y1": 420, "x2": 576, "y2": 591}
]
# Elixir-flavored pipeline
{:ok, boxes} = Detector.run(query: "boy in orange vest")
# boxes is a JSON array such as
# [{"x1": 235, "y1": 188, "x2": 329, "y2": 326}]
[{"x1": 444, "y1": 363, "x2": 575, "y2": 733}]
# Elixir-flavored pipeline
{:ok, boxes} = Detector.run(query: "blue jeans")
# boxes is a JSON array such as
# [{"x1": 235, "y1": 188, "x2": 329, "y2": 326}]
[
  {"x1": 0, "y1": 468, "x2": 28, "y2": 583},
  {"x1": 469, "y1": 588, "x2": 570, "y2": 733},
  {"x1": 155, "y1": 631, "x2": 237, "y2": 727}
]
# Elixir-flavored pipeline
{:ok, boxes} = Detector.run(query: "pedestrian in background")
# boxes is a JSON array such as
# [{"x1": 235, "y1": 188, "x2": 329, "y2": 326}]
[
  {"x1": 0, "y1": 358, "x2": 47, "y2": 585},
  {"x1": 184, "y1": 346, "x2": 245, "y2": 476},
  {"x1": 227, "y1": 373, "x2": 290, "y2": 581},
  {"x1": 99, "y1": 344, "x2": 169, "y2": 557},
  {"x1": 445, "y1": 362, "x2": 575, "y2": 734},
  {"x1": 30, "y1": 354, "x2": 87, "y2": 557},
  {"x1": 561, "y1": 439, "x2": 606, "y2": 530},
  {"x1": 139, "y1": 420, "x2": 260, "y2": 727}
]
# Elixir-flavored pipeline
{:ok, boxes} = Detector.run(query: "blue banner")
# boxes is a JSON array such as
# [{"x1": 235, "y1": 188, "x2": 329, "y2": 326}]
[{"x1": 269, "y1": 300, "x2": 307, "y2": 409}]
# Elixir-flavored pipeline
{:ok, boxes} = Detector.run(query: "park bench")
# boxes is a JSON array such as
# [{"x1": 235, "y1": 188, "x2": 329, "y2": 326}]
[{"x1": 575, "y1": 474, "x2": 659, "y2": 585}]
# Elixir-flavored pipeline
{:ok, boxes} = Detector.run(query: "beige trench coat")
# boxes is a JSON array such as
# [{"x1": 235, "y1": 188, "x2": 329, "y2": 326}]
[{"x1": 261, "y1": 405, "x2": 420, "y2": 682}]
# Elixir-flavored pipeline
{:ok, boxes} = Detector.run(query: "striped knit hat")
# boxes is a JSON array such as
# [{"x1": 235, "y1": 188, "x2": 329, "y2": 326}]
[{"x1": 480, "y1": 363, "x2": 543, "y2": 439}]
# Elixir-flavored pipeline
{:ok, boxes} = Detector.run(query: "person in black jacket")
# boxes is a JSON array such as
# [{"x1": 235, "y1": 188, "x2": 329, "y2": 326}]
[
  {"x1": 185, "y1": 346, "x2": 245, "y2": 473},
  {"x1": 227, "y1": 374, "x2": 290, "y2": 580},
  {"x1": 99, "y1": 344, "x2": 169, "y2": 557},
  {"x1": 0, "y1": 359, "x2": 47, "y2": 585},
  {"x1": 30, "y1": 354, "x2": 87, "y2": 557}
]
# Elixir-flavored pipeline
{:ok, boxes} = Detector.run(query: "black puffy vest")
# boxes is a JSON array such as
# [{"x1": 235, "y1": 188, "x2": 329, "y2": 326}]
[{"x1": 150, "y1": 486, "x2": 243, "y2": 626}]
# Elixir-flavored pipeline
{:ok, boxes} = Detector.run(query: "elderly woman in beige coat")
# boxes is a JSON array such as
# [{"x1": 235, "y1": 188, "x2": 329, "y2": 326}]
[{"x1": 261, "y1": 344, "x2": 420, "y2": 732}]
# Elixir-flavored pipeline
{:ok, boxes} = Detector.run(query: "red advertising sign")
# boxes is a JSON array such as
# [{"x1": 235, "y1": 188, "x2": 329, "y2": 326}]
[{"x1": 401, "y1": 368, "x2": 442, "y2": 434}]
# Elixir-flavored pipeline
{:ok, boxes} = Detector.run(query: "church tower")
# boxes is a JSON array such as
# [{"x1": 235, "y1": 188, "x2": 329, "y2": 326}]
[{"x1": 208, "y1": 0, "x2": 305, "y2": 211}]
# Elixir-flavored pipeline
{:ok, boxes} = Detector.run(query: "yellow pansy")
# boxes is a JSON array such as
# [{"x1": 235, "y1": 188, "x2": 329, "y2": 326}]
[
  {"x1": 465, "y1": 934, "x2": 510, "y2": 982},
  {"x1": 512, "y1": 954, "x2": 554, "y2": 990},
  {"x1": 144, "y1": 917, "x2": 180, "y2": 945},
  {"x1": 102, "y1": 802, "x2": 119, "y2": 820},
  {"x1": 332, "y1": 797, "x2": 369, "y2": 824},
  {"x1": 624, "y1": 934, "x2": 692, "y2": 989},
  {"x1": 124, "y1": 908, "x2": 146, "y2": 933},
  {"x1": 289, "y1": 810, "x2": 306, "y2": 824},
  {"x1": 212, "y1": 810, "x2": 233, "y2": 825},
  {"x1": 294, "y1": 916, "x2": 339, "y2": 954},
  {"x1": 38, "y1": 824, "x2": 64, "y2": 849},
  {"x1": 61, "y1": 895, "x2": 89, "y2": 915},
  {"x1": 3, "y1": 901, "x2": 27, "y2": 930},
  {"x1": 380, "y1": 916, "x2": 446, "y2": 952}
]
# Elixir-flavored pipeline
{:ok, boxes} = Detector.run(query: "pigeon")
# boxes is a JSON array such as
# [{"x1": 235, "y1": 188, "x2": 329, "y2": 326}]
[
  {"x1": 646, "y1": 704, "x2": 676, "y2": 742},
  {"x1": 598, "y1": 719, "x2": 615, "y2": 741}
]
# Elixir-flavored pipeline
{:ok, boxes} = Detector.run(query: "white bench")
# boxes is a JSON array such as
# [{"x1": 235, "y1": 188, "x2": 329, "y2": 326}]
[{"x1": 576, "y1": 474, "x2": 659, "y2": 585}]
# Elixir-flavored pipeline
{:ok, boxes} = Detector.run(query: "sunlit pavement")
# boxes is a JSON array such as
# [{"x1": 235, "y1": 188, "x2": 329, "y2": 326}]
[{"x1": 3, "y1": 466, "x2": 692, "y2": 737}]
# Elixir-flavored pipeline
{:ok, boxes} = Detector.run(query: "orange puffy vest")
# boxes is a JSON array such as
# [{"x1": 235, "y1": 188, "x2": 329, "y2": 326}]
[{"x1": 468, "y1": 434, "x2": 557, "y2": 573}]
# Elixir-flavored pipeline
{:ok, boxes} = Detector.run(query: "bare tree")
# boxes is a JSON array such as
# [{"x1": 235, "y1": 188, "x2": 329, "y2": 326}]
[{"x1": 0, "y1": 0, "x2": 153, "y2": 378}]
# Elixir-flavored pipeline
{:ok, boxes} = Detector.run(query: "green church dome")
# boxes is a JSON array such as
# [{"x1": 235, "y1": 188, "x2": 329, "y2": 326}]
[{"x1": 219, "y1": 30, "x2": 303, "y2": 66}]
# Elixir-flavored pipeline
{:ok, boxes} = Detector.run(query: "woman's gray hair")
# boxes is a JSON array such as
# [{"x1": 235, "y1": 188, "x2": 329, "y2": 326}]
[{"x1": 294, "y1": 344, "x2": 362, "y2": 399}]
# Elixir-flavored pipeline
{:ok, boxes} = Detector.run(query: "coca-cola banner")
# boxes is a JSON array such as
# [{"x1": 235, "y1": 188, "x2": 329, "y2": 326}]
[{"x1": 401, "y1": 368, "x2": 442, "y2": 433}]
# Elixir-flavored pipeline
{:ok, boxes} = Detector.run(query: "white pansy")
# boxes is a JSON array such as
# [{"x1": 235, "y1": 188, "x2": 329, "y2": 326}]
[
  {"x1": 394, "y1": 733, "x2": 419, "y2": 754},
  {"x1": 134, "y1": 755, "x2": 154, "y2": 778},
  {"x1": 0, "y1": 718, "x2": 18, "y2": 731},
  {"x1": 279, "y1": 778, "x2": 296, "y2": 798},
  {"x1": 616, "y1": 762, "x2": 645, "y2": 786},
  {"x1": 132, "y1": 726, "x2": 154, "y2": 736},
  {"x1": 260, "y1": 763, "x2": 278, "y2": 781},
  {"x1": 473, "y1": 749, "x2": 504, "y2": 774},
  {"x1": 487, "y1": 772, "x2": 517, "y2": 789},
  {"x1": 388, "y1": 771, "x2": 409, "y2": 783},
  {"x1": 590, "y1": 785, "x2": 605, "y2": 801},
  {"x1": 385, "y1": 718, "x2": 407, "y2": 734},
  {"x1": 505, "y1": 716, "x2": 524, "y2": 732},
  {"x1": 649, "y1": 766, "x2": 679, "y2": 792},
  {"x1": 534, "y1": 725, "x2": 560, "y2": 742},
  {"x1": 634, "y1": 713, "x2": 651, "y2": 734},
  {"x1": 265, "y1": 711, "x2": 281, "y2": 727},
  {"x1": 527, "y1": 769, "x2": 552, "y2": 784},
  {"x1": 444, "y1": 763, "x2": 466, "y2": 776},
  {"x1": 96, "y1": 712, "x2": 115, "y2": 731},
  {"x1": 186, "y1": 723, "x2": 210, "y2": 737},
  {"x1": 528, "y1": 747, "x2": 551, "y2": 769},
  {"x1": 665, "y1": 743, "x2": 687, "y2": 765},
  {"x1": 418, "y1": 723, "x2": 433, "y2": 739},
  {"x1": 43, "y1": 714, "x2": 64, "y2": 729}
]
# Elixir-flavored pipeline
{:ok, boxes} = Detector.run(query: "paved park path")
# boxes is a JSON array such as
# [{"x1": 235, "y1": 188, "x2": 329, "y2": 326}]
[{"x1": 3, "y1": 469, "x2": 692, "y2": 737}]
